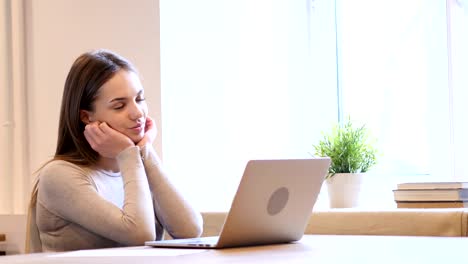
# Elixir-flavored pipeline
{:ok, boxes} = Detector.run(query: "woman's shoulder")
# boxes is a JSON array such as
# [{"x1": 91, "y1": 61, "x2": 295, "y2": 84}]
[
  {"x1": 39, "y1": 159, "x2": 92, "y2": 186},
  {"x1": 41, "y1": 159, "x2": 87, "y2": 173}
]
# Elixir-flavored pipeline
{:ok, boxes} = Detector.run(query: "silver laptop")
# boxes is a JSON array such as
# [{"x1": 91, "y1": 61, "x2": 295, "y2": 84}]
[{"x1": 145, "y1": 157, "x2": 331, "y2": 249}]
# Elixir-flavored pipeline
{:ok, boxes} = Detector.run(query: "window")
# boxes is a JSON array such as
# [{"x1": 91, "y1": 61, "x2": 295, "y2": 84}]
[
  {"x1": 337, "y1": 0, "x2": 450, "y2": 178},
  {"x1": 160, "y1": 0, "x2": 337, "y2": 211},
  {"x1": 448, "y1": 0, "x2": 468, "y2": 180},
  {"x1": 160, "y1": 0, "x2": 467, "y2": 211}
]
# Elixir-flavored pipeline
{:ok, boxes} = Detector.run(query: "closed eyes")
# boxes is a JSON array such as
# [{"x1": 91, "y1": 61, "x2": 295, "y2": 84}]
[{"x1": 112, "y1": 97, "x2": 146, "y2": 110}]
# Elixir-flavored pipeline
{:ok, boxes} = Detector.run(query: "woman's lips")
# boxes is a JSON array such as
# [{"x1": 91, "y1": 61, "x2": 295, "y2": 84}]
[{"x1": 130, "y1": 124, "x2": 143, "y2": 133}]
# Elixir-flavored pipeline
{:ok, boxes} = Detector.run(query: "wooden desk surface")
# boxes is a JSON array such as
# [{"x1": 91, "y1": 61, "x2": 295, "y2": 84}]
[{"x1": 2, "y1": 235, "x2": 468, "y2": 264}]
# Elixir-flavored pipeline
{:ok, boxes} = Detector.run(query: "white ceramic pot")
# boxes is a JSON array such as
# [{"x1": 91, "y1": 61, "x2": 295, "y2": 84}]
[{"x1": 326, "y1": 173, "x2": 364, "y2": 208}]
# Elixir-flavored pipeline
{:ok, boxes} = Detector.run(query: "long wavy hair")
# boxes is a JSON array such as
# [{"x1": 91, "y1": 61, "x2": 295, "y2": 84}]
[{"x1": 55, "y1": 49, "x2": 137, "y2": 165}]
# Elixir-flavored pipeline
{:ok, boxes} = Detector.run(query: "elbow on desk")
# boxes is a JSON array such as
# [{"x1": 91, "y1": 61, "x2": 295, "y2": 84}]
[
  {"x1": 119, "y1": 219, "x2": 156, "y2": 246},
  {"x1": 124, "y1": 229, "x2": 156, "y2": 246},
  {"x1": 189, "y1": 212, "x2": 205, "y2": 238},
  {"x1": 187, "y1": 219, "x2": 204, "y2": 238},
  {"x1": 167, "y1": 214, "x2": 204, "y2": 239},
  {"x1": 192, "y1": 212, "x2": 204, "y2": 237},
  {"x1": 175, "y1": 226, "x2": 203, "y2": 239}
]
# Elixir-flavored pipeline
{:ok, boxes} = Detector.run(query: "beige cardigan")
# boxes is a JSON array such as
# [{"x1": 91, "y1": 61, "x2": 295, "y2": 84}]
[{"x1": 26, "y1": 145, "x2": 202, "y2": 252}]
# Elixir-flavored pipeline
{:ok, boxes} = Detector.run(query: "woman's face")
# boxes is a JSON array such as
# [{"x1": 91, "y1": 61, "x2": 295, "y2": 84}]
[{"x1": 85, "y1": 70, "x2": 148, "y2": 143}]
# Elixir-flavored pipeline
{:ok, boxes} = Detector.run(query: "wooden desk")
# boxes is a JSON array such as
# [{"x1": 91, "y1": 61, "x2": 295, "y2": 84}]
[{"x1": 2, "y1": 235, "x2": 468, "y2": 263}]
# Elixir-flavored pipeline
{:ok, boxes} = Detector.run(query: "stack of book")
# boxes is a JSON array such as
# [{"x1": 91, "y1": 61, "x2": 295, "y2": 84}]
[{"x1": 393, "y1": 182, "x2": 468, "y2": 208}]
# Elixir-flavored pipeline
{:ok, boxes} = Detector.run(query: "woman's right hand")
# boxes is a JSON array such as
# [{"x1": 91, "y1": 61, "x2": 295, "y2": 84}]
[{"x1": 84, "y1": 122, "x2": 134, "y2": 158}]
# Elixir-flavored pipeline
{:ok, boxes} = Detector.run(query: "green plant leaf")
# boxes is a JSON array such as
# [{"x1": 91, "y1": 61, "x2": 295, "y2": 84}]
[{"x1": 313, "y1": 117, "x2": 377, "y2": 177}]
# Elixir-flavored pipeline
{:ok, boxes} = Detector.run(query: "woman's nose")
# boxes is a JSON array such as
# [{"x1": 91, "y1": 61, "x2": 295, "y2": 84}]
[{"x1": 128, "y1": 102, "x2": 144, "y2": 120}]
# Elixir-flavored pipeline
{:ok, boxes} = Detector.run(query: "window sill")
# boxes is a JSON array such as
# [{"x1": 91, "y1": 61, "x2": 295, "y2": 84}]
[{"x1": 195, "y1": 174, "x2": 451, "y2": 212}]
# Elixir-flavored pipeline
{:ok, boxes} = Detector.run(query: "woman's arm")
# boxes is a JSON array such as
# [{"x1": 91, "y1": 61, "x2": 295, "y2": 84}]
[
  {"x1": 136, "y1": 116, "x2": 203, "y2": 238},
  {"x1": 140, "y1": 144, "x2": 203, "y2": 239}
]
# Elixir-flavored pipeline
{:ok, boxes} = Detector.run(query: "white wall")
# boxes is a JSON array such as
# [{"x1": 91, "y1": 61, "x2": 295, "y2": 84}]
[
  {"x1": 24, "y1": 0, "x2": 162, "y2": 191},
  {"x1": 0, "y1": 0, "x2": 13, "y2": 213}
]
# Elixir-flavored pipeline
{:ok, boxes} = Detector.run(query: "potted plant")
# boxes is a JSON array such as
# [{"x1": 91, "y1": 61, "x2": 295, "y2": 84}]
[{"x1": 313, "y1": 118, "x2": 378, "y2": 208}]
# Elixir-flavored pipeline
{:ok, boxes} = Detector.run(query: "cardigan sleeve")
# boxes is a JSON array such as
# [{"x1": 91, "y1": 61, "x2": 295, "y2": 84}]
[{"x1": 140, "y1": 144, "x2": 203, "y2": 239}]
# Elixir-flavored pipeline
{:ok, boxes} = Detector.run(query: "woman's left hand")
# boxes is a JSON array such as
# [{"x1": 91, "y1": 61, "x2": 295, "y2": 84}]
[{"x1": 137, "y1": 116, "x2": 157, "y2": 148}]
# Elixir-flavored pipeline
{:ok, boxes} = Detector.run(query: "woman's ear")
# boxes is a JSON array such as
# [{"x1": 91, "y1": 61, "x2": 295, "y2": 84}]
[{"x1": 80, "y1": 110, "x2": 93, "y2": 124}]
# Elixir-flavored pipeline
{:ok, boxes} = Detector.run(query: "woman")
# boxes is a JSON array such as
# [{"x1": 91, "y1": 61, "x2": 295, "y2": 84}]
[{"x1": 26, "y1": 49, "x2": 203, "y2": 252}]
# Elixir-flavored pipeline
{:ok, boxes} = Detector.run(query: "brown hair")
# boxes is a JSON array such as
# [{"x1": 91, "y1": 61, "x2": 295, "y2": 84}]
[{"x1": 55, "y1": 49, "x2": 137, "y2": 165}]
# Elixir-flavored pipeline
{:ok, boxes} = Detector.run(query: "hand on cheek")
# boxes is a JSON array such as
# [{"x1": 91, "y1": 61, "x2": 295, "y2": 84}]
[
  {"x1": 84, "y1": 122, "x2": 134, "y2": 158},
  {"x1": 137, "y1": 116, "x2": 157, "y2": 148}
]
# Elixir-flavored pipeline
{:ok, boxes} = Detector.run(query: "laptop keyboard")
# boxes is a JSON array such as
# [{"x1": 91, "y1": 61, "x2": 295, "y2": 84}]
[{"x1": 164, "y1": 236, "x2": 219, "y2": 245}]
